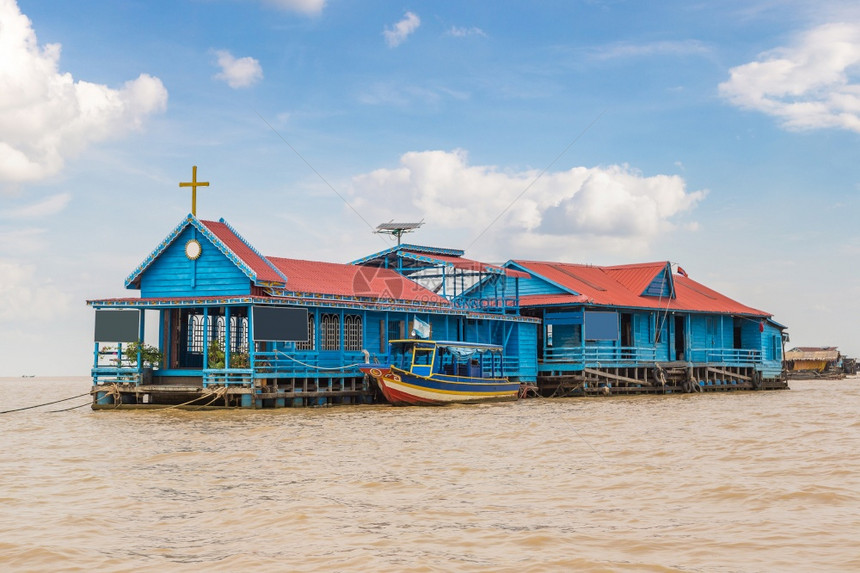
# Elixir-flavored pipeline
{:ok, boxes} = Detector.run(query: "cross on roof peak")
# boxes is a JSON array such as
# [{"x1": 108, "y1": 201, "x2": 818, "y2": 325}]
[{"x1": 179, "y1": 165, "x2": 209, "y2": 216}]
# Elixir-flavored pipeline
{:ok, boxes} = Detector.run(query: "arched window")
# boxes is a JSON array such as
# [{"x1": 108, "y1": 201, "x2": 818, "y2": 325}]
[
  {"x1": 213, "y1": 316, "x2": 226, "y2": 350},
  {"x1": 344, "y1": 314, "x2": 362, "y2": 351},
  {"x1": 230, "y1": 315, "x2": 249, "y2": 353},
  {"x1": 296, "y1": 313, "x2": 315, "y2": 351},
  {"x1": 321, "y1": 314, "x2": 340, "y2": 350},
  {"x1": 187, "y1": 313, "x2": 205, "y2": 353}
]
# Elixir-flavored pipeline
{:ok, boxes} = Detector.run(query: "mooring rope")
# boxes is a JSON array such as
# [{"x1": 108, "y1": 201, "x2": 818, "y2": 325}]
[
  {"x1": 143, "y1": 385, "x2": 231, "y2": 411},
  {"x1": 49, "y1": 401, "x2": 93, "y2": 413},
  {"x1": 0, "y1": 392, "x2": 92, "y2": 415}
]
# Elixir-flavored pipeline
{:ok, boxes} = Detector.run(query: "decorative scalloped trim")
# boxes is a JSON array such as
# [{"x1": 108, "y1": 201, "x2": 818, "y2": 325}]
[
  {"x1": 124, "y1": 214, "x2": 261, "y2": 289},
  {"x1": 124, "y1": 214, "x2": 195, "y2": 288}
]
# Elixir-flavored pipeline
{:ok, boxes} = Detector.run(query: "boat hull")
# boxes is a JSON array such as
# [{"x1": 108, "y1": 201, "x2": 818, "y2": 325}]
[{"x1": 373, "y1": 367, "x2": 519, "y2": 406}]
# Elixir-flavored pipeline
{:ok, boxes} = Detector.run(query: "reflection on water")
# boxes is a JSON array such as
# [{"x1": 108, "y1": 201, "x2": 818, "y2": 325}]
[{"x1": 2, "y1": 377, "x2": 859, "y2": 572}]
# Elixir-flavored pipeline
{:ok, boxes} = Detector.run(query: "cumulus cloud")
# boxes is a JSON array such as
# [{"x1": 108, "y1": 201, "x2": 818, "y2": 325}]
[
  {"x1": 384, "y1": 12, "x2": 420, "y2": 47},
  {"x1": 349, "y1": 150, "x2": 706, "y2": 257},
  {"x1": 719, "y1": 23, "x2": 860, "y2": 132},
  {"x1": 261, "y1": 0, "x2": 324, "y2": 15},
  {"x1": 213, "y1": 50, "x2": 264, "y2": 88},
  {"x1": 0, "y1": 259, "x2": 71, "y2": 320},
  {"x1": 0, "y1": 0, "x2": 168, "y2": 186}
]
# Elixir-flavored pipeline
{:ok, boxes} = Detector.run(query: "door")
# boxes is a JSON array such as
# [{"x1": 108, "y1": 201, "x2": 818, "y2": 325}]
[{"x1": 674, "y1": 315, "x2": 686, "y2": 361}]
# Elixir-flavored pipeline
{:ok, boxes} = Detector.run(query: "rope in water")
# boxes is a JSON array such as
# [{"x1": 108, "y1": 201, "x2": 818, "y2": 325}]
[{"x1": 0, "y1": 392, "x2": 92, "y2": 415}]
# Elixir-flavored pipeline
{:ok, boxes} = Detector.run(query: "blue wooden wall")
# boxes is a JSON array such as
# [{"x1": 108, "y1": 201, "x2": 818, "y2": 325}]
[
  {"x1": 140, "y1": 227, "x2": 251, "y2": 298},
  {"x1": 642, "y1": 269, "x2": 673, "y2": 297}
]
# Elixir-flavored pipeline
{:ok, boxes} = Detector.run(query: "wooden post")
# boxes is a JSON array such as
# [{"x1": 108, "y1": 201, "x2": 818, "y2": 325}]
[
  {"x1": 225, "y1": 306, "x2": 232, "y2": 369},
  {"x1": 137, "y1": 310, "x2": 145, "y2": 385},
  {"x1": 202, "y1": 307, "x2": 209, "y2": 370},
  {"x1": 248, "y1": 304, "x2": 255, "y2": 370}
]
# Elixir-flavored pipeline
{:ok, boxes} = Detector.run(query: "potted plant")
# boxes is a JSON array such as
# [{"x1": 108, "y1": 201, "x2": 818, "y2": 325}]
[
  {"x1": 208, "y1": 340, "x2": 225, "y2": 369},
  {"x1": 124, "y1": 341, "x2": 162, "y2": 384},
  {"x1": 124, "y1": 341, "x2": 163, "y2": 369}
]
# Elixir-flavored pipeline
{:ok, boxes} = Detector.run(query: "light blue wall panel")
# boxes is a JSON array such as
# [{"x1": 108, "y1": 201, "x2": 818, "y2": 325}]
[
  {"x1": 140, "y1": 227, "x2": 251, "y2": 297},
  {"x1": 642, "y1": 269, "x2": 672, "y2": 297},
  {"x1": 517, "y1": 276, "x2": 569, "y2": 296}
]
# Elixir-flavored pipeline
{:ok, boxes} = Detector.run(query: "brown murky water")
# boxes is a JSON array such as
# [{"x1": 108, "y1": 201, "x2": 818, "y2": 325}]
[{"x1": 1, "y1": 376, "x2": 859, "y2": 572}]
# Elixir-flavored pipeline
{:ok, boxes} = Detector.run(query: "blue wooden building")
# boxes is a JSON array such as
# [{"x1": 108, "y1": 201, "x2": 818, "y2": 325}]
[
  {"x1": 88, "y1": 169, "x2": 787, "y2": 407},
  {"x1": 459, "y1": 260, "x2": 788, "y2": 394},
  {"x1": 88, "y1": 214, "x2": 539, "y2": 408}
]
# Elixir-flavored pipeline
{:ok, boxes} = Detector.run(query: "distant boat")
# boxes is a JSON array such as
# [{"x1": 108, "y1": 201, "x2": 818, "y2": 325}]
[
  {"x1": 20, "y1": 375, "x2": 35, "y2": 378},
  {"x1": 362, "y1": 340, "x2": 519, "y2": 406}
]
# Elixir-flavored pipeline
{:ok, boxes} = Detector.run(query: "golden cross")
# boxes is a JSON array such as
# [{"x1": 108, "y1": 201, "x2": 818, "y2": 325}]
[{"x1": 179, "y1": 165, "x2": 209, "y2": 216}]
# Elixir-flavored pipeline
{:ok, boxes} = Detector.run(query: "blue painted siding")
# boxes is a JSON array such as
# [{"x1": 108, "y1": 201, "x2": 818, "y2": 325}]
[
  {"x1": 462, "y1": 273, "x2": 568, "y2": 300},
  {"x1": 140, "y1": 227, "x2": 251, "y2": 298},
  {"x1": 507, "y1": 322, "x2": 538, "y2": 382},
  {"x1": 364, "y1": 312, "x2": 386, "y2": 356},
  {"x1": 633, "y1": 313, "x2": 652, "y2": 346},
  {"x1": 517, "y1": 275, "x2": 570, "y2": 296},
  {"x1": 642, "y1": 269, "x2": 672, "y2": 297},
  {"x1": 690, "y1": 315, "x2": 714, "y2": 350},
  {"x1": 654, "y1": 312, "x2": 670, "y2": 361}
]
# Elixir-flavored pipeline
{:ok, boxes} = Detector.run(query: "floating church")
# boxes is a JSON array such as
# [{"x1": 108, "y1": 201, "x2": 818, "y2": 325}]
[{"x1": 88, "y1": 168, "x2": 788, "y2": 408}]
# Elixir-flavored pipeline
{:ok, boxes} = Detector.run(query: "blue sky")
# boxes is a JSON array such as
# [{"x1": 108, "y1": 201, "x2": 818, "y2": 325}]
[{"x1": 1, "y1": 0, "x2": 859, "y2": 375}]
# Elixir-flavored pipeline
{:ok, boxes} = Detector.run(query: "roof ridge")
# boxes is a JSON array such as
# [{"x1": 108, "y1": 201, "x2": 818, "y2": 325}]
[{"x1": 217, "y1": 217, "x2": 288, "y2": 285}]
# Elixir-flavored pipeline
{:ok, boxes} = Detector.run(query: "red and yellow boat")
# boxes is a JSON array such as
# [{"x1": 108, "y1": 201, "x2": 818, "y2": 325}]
[{"x1": 361, "y1": 340, "x2": 519, "y2": 406}]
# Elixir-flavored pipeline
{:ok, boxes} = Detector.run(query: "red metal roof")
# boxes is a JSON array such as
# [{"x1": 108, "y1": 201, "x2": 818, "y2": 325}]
[
  {"x1": 201, "y1": 220, "x2": 286, "y2": 285},
  {"x1": 602, "y1": 262, "x2": 668, "y2": 295},
  {"x1": 267, "y1": 256, "x2": 448, "y2": 304},
  {"x1": 512, "y1": 260, "x2": 770, "y2": 317}
]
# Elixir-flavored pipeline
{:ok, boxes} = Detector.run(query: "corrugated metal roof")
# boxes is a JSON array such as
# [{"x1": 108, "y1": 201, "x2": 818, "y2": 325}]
[
  {"x1": 201, "y1": 219, "x2": 287, "y2": 285},
  {"x1": 511, "y1": 260, "x2": 770, "y2": 317},
  {"x1": 267, "y1": 257, "x2": 448, "y2": 304},
  {"x1": 518, "y1": 294, "x2": 592, "y2": 306},
  {"x1": 785, "y1": 347, "x2": 839, "y2": 361},
  {"x1": 603, "y1": 262, "x2": 668, "y2": 295}
]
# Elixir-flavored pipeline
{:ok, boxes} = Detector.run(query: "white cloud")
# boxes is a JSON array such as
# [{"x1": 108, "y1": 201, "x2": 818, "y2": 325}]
[
  {"x1": 719, "y1": 23, "x2": 860, "y2": 132},
  {"x1": 357, "y1": 82, "x2": 469, "y2": 107},
  {"x1": 0, "y1": 259, "x2": 71, "y2": 320},
  {"x1": 591, "y1": 39, "x2": 709, "y2": 60},
  {"x1": 448, "y1": 26, "x2": 487, "y2": 38},
  {"x1": 0, "y1": 193, "x2": 71, "y2": 219},
  {"x1": 349, "y1": 150, "x2": 706, "y2": 258},
  {"x1": 213, "y1": 50, "x2": 264, "y2": 89},
  {"x1": 0, "y1": 0, "x2": 168, "y2": 185},
  {"x1": 384, "y1": 12, "x2": 420, "y2": 48},
  {"x1": 261, "y1": 0, "x2": 324, "y2": 15}
]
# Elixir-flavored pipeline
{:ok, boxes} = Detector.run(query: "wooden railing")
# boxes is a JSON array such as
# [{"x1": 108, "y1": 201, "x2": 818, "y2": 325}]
[
  {"x1": 545, "y1": 346, "x2": 658, "y2": 364},
  {"x1": 688, "y1": 348, "x2": 762, "y2": 365},
  {"x1": 252, "y1": 351, "x2": 369, "y2": 377},
  {"x1": 203, "y1": 369, "x2": 253, "y2": 387},
  {"x1": 544, "y1": 346, "x2": 766, "y2": 366},
  {"x1": 92, "y1": 366, "x2": 141, "y2": 385}
]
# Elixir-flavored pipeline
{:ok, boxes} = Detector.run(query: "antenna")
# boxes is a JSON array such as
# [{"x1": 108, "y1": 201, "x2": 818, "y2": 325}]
[{"x1": 375, "y1": 219, "x2": 424, "y2": 246}]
